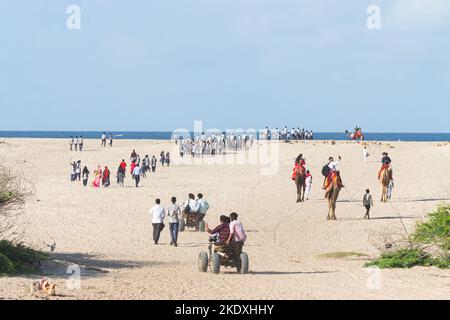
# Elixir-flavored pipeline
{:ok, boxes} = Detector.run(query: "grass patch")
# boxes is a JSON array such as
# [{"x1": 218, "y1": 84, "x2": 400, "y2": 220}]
[
  {"x1": 317, "y1": 251, "x2": 369, "y2": 259},
  {"x1": 0, "y1": 240, "x2": 48, "y2": 276},
  {"x1": 365, "y1": 247, "x2": 432, "y2": 268},
  {"x1": 366, "y1": 205, "x2": 450, "y2": 269},
  {"x1": 413, "y1": 206, "x2": 450, "y2": 250}
]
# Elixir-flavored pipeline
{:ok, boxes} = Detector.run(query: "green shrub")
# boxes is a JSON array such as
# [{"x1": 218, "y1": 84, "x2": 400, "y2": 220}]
[
  {"x1": 366, "y1": 205, "x2": 450, "y2": 269},
  {"x1": 365, "y1": 247, "x2": 432, "y2": 269},
  {"x1": 0, "y1": 240, "x2": 48, "y2": 275},
  {"x1": 414, "y1": 206, "x2": 450, "y2": 250},
  {"x1": 0, "y1": 253, "x2": 15, "y2": 275}
]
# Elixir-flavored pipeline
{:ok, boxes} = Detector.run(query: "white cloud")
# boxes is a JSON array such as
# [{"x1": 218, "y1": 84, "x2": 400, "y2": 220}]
[{"x1": 387, "y1": 0, "x2": 450, "y2": 30}]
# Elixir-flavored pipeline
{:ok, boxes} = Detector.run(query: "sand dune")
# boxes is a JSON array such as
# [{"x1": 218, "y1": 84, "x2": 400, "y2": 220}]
[{"x1": 0, "y1": 138, "x2": 449, "y2": 299}]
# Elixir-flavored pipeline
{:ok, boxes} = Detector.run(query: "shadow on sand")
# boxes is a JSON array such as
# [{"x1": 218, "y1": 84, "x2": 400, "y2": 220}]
[{"x1": 248, "y1": 270, "x2": 337, "y2": 276}]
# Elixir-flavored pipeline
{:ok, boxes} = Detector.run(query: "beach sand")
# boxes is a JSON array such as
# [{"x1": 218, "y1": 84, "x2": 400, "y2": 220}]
[{"x1": 0, "y1": 138, "x2": 449, "y2": 299}]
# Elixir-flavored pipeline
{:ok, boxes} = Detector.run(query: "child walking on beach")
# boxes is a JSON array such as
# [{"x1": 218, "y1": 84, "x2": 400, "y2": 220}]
[{"x1": 363, "y1": 189, "x2": 374, "y2": 219}]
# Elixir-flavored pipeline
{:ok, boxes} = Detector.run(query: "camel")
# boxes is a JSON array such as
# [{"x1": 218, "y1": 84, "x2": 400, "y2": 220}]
[
  {"x1": 380, "y1": 166, "x2": 393, "y2": 202},
  {"x1": 295, "y1": 169, "x2": 305, "y2": 203},
  {"x1": 325, "y1": 171, "x2": 343, "y2": 220}
]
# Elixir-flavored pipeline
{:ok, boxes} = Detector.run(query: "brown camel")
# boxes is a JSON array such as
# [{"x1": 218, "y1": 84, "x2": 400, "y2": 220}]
[
  {"x1": 380, "y1": 166, "x2": 393, "y2": 202},
  {"x1": 295, "y1": 170, "x2": 305, "y2": 203},
  {"x1": 325, "y1": 171, "x2": 343, "y2": 220}
]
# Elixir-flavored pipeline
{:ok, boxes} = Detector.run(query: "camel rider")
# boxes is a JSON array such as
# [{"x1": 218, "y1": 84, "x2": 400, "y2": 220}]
[
  {"x1": 323, "y1": 156, "x2": 342, "y2": 190},
  {"x1": 378, "y1": 152, "x2": 392, "y2": 179},
  {"x1": 291, "y1": 154, "x2": 306, "y2": 180}
]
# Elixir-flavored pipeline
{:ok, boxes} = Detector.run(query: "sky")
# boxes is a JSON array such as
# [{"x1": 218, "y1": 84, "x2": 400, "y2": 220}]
[{"x1": 0, "y1": 0, "x2": 449, "y2": 132}]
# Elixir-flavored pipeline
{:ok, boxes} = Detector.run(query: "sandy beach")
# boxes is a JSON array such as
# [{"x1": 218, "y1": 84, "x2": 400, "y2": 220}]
[{"x1": 0, "y1": 138, "x2": 449, "y2": 300}]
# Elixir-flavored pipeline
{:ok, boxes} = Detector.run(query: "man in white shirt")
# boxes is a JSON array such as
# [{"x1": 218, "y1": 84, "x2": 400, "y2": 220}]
[
  {"x1": 150, "y1": 199, "x2": 166, "y2": 245},
  {"x1": 101, "y1": 132, "x2": 106, "y2": 147},
  {"x1": 363, "y1": 147, "x2": 369, "y2": 163},
  {"x1": 194, "y1": 193, "x2": 209, "y2": 230},
  {"x1": 78, "y1": 136, "x2": 84, "y2": 151},
  {"x1": 305, "y1": 170, "x2": 312, "y2": 200},
  {"x1": 132, "y1": 165, "x2": 141, "y2": 187}
]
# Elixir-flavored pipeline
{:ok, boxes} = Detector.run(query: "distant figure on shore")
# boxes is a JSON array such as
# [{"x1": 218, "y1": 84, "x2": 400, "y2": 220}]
[
  {"x1": 363, "y1": 189, "x2": 374, "y2": 219},
  {"x1": 74, "y1": 136, "x2": 79, "y2": 151},
  {"x1": 69, "y1": 136, "x2": 74, "y2": 151},
  {"x1": 101, "y1": 132, "x2": 107, "y2": 147},
  {"x1": 167, "y1": 197, "x2": 181, "y2": 247},
  {"x1": 109, "y1": 133, "x2": 113, "y2": 147},
  {"x1": 150, "y1": 198, "x2": 166, "y2": 245},
  {"x1": 78, "y1": 136, "x2": 83, "y2": 151},
  {"x1": 82, "y1": 166, "x2": 89, "y2": 186},
  {"x1": 160, "y1": 151, "x2": 166, "y2": 167},
  {"x1": 363, "y1": 147, "x2": 369, "y2": 163}
]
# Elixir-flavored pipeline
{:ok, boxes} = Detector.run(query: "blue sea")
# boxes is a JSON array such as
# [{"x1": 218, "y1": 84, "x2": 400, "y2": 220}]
[{"x1": 0, "y1": 131, "x2": 449, "y2": 142}]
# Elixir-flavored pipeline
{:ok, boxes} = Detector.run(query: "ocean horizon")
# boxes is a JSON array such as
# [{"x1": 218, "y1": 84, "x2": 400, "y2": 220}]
[{"x1": 0, "y1": 131, "x2": 449, "y2": 142}]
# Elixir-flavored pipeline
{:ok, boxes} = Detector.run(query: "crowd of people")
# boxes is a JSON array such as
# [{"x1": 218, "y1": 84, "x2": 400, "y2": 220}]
[
  {"x1": 69, "y1": 148, "x2": 171, "y2": 188},
  {"x1": 175, "y1": 133, "x2": 255, "y2": 158},
  {"x1": 291, "y1": 149, "x2": 395, "y2": 219},
  {"x1": 69, "y1": 136, "x2": 84, "y2": 151},
  {"x1": 262, "y1": 126, "x2": 314, "y2": 141}
]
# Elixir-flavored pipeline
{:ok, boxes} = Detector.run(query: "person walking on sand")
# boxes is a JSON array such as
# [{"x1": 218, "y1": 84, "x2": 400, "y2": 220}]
[
  {"x1": 117, "y1": 164, "x2": 125, "y2": 187},
  {"x1": 150, "y1": 199, "x2": 166, "y2": 245},
  {"x1": 109, "y1": 133, "x2": 113, "y2": 147},
  {"x1": 165, "y1": 152, "x2": 170, "y2": 167},
  {"x1": 167, "y1": 197, "x2": 181, "y2": 246},
  {"x1": 74, "y1": 136, "x2": 79, "y2": 151},
  {"x1": 305, "y1": 170, "x2": 312, "y2": 200},
  {"x1": 102, "y1": 166, "x2": 111, "y2": 187},
  {"x1": 101, "y1": 132, "x2": 107, "y2": 147},
  {"x1": 160, "y1": 151, "x2": 166, "y2": 167},
  {"x1": 132, "y1": 164, "x2": 141, "y2": 187},
  {"x1": 82, "y1": 166, "x2": 89, "y2": 186},
  {"x1": 151, "y1": 155, "x2": 157, "y2": 173},
  {"x1": 363, "y1": 189, "x2": 374, "y2": 219},
  {"x1": 363, "y1": 146, "x2": 369, "y2": 163}
]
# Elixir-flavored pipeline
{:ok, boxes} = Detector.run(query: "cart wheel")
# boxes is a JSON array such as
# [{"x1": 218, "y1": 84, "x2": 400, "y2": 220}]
[
  {"x1": 210, "y1": 253, "x2": 221, "y2": 274},
  {"x1": 198, "y1": 252, "x2": 208, "y2": 272}
]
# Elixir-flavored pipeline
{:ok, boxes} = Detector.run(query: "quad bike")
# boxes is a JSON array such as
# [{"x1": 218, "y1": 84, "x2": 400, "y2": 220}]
[
  {"x1": 179, "y1": 210, "x2": 205, "y2": 232},
  {"x1": 198, "y1": 236, "x2": 249, "y2": 274}
]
